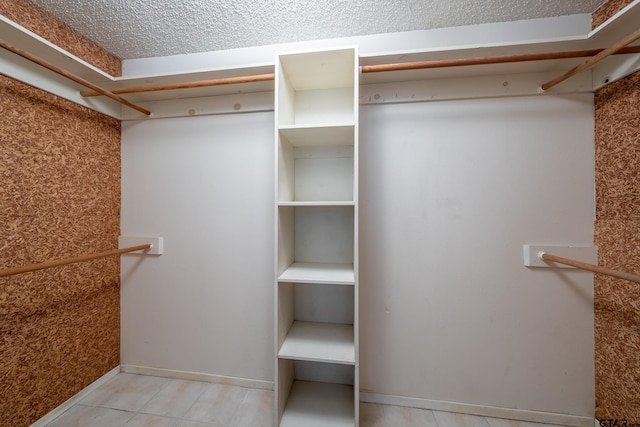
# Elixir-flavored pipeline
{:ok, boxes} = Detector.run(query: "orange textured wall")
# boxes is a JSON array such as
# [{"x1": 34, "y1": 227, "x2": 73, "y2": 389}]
[
  {"x1": 594, "y1": 72, "x2": 640, "y2": 422},
  {"x1": 593, "y1": 0, "x2": 640, "y2": 421},
  {"x1": 592, "y1": 0, "x2": 635, "y2": 29},
  {"x1": 0, "y1": 1, "x2": 122, "y2": 425}
]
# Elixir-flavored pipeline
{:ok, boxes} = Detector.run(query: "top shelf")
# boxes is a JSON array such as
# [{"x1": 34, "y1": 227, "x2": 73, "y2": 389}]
[
  {"x1": 278, "y1": 48, "x2": 356, "y2": 91},
  {"x1": 277, "y1": 48, "x2": 358, "y2": 127}
]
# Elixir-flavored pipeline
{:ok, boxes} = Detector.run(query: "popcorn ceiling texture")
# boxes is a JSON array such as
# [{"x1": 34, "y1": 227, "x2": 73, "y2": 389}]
[
  {"x1": 594, "y1": 0, "x2": 640, "y2": 420},
  {"x1": 0, "y1": 0, "x2": 121, "y2": 75},
  {"x1": 0, "y1": 1, "x2": 121, "y2": 426},
  {"x1": 30, "y1": 0, "x2": 605, "y2": 59}
]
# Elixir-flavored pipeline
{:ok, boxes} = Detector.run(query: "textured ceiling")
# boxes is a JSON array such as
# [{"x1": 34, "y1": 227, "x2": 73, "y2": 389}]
[{"x1": 31, "y1": 0, "x2": 606, "y2": 59}]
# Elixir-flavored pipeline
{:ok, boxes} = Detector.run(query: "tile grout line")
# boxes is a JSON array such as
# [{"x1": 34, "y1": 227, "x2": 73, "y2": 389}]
[
  {"x1": 227, "y1": 385, "x2": 251, "y2": 427},
  {"x1": 484, "y1": 415, "x2": 498, "y2": 427},
  {"x1": 432, "y1": 409, "x2": 443, "y2": 427},
  {"x1": 149, "y1": 378, "x2": 227, "y2": 424},
  {"x1": 84, "y1": 374, "x2": 178, "y2": 422},
  {"x1": 136, "y1": 374, "x2": 172, "y2": 414},
  {"x1": 82, "y1": 373, "x2": 125, "y2": 410},
  {"x1": 178, "y1": 379, "x2": 212, "y2": 423},
  {"x1": 380, "y1": 401, "x2": 388, "y2": 427}
]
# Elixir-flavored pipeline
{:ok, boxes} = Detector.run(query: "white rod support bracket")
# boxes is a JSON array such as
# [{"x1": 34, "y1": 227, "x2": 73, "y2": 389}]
[
  {"x1": 119, "y1": 236, "x2": 164, "y2": 255},
  {"x1": 523, "y1": 244, "x2": 597, "y2": 268}
]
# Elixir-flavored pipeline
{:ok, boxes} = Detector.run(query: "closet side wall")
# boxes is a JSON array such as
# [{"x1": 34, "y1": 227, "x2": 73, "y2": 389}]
[
  {"x1": 593, "y1": 0, "x2": 640, "y2": 422},
  {"x1": 0, "y1": 1, "x2": 121, "y2": 426},
  {"x1": 593, "y1": 69, "x2": 640, "y2": 423}
]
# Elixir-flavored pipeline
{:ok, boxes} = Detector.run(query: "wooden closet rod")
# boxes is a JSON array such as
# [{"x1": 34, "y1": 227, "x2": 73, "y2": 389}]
[
  {"x1": 0, "y1": 244, "x2": 151, "y2": 278},
  {"x1": 361, "y1": 46, "x2": 640, "y2": 73},
  {"x1": 540, "y1": 252, "x2": 640, "y2": 284},
  {"x1": 0, "y1": 39, "x2": 151, "y2": 116},
  {"x1": 542, "y1": 27, "x2": 640, "y2": 90},
  {"x1": 80, "y1": 73, "x2": 276, "y2": 97},
  {"x1": 77, "y1": 46, "x2": 640, "y2": 97}
]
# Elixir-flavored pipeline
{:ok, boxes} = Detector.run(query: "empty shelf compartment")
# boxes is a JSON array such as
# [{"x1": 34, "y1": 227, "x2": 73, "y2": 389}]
[{"x1": 280, "y1": 381, "x2": 354, "y2": 427}]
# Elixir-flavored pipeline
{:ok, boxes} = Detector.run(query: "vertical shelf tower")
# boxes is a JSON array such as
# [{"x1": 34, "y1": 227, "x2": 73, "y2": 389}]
[{"x1": 275, "y1": 47, "x2": 359, "y2": 427}]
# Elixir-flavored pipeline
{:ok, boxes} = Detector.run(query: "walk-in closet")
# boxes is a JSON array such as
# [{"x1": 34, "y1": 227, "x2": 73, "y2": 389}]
[{"x1": 2, "y1": 0, "x2": 640, "y2": 426}]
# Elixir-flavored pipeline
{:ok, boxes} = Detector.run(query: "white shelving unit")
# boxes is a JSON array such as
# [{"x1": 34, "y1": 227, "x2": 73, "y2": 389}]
[{"x1": 275, "y1": 47, "x2": 359, "y2": 426}]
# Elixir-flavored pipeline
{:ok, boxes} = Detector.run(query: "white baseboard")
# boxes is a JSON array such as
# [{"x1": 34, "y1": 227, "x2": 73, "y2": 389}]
[
  {"x1": 30, "y1": 366, "x2": 120, "y2": 427},
  {"x1": 360, "y1": 392, "x2": 594, "y2": 427},
  {"x1": 120, "y1": 364, "x2": 274, "y2": 390}
]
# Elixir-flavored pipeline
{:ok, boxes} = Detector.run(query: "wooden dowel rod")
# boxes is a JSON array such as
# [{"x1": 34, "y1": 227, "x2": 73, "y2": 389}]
[
  {"x1": 80, "y1": 73, "x2": 276, "y2": 97},
  {"x1": 541, "y1": 27, "x2": 640, "y2": 90},
  {"x1": 0, "y1": 39, "x2": 151, "y2": 116},
  {"x1": 0, "y1": 244, "x2": 151, "y2": 278},
  {"x1": 361, "y1": 46, "x2": 640, "y2": 73},
  {"x1": 540, "y1": 252, "x2": 640, "y2": 284},
  {"x1": 79, "y1": 47, "x2": 640, "y2": 98}
]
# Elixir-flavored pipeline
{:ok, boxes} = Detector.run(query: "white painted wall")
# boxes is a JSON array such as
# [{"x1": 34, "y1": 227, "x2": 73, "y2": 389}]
[
  {"x1": 359, "y1": 94, "x2": 594, "y2": 415},
  {"x1": 120, "y1": 93, "x2": 594, "y2": 415},
  {"x1": 121, "y1": 111, "x2": 275, "y2": 383}
]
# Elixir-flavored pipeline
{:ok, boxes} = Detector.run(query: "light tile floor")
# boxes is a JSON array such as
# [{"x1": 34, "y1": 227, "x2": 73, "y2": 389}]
[{"x1": 45, "y1": 373, "x2": 569, "y2": 427}]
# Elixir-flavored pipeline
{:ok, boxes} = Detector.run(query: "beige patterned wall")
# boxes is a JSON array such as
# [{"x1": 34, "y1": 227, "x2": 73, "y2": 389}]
[
  {"x1": 0, "y1": 1, "x2": 121, "y2": 425},
  {"x1": 593, "y1": 0, "x2": 640, "y2": 421}
]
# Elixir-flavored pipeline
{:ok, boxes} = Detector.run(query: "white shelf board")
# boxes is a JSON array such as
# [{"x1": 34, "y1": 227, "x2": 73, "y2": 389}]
[
  {"x1": 280, "y1": 381, "x2": 354, "y2": 427},
  {"x1": 278, "y1": 201, "x2": 355, "y2": 207},
  {"x1": 278, "y1": 321, "x2": 355, "y2": 365},
  {"x1": 278, "y1": 262, "x2": 355, "y2": 285},
  {"x1": 279, "y1": 123, "x2": 354, "y2": 147}
]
